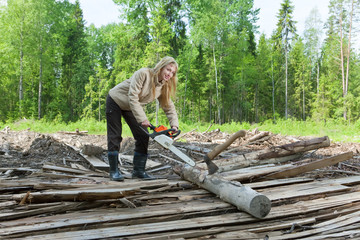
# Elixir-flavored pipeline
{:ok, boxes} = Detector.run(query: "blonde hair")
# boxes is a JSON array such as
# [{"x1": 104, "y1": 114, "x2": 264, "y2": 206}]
[{"x1": 152, "y1": 56, "x2": 178, "y2": 108}]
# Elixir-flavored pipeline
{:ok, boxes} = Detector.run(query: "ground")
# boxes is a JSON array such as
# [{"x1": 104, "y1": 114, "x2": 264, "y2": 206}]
[{"x1": 1, "y1": 127, "x2": 360, "y2": 179}]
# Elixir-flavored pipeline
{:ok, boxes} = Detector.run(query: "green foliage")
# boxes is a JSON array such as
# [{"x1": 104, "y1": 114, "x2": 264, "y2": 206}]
[
  {"x1": 2, "y1": 119, "x2": 359, "y2": 143},
  {"x1": 2, "y1": 118, "x2": 131, "y2": 136},
  {"x1": 1, "y1": 0, "x2": 360, "y2": 142}
]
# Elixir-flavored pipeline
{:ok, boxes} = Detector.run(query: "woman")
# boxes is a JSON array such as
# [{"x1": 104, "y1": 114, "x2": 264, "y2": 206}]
[{"x1": 106, "y1": 56, "x2": 179, "y2": 181}]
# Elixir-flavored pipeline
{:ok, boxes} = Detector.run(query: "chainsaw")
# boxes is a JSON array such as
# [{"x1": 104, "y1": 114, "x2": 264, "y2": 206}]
[{"x1": 141, "y1": 124, "x2": 196, "y2": 167}]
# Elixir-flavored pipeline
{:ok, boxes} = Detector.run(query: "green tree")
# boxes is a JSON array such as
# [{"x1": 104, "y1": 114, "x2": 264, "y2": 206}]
[
  {"x1": 255, "y1": 34, "x2": 275, "y2": 122},
  {"x1": 274, "y1": 0, "x2": 297, "y2": 119},
  {"x1": 303, "y1": 7, "x2": 323, "y2": 96},
  {"x1": 289, "y1": 37, "x2": 311, "y2": 120},
  {"x1": 327, "y1": 0, "x2": 360, "y2": 120},
  {"x1": 58, "y1": 0, "x2": 91, "y2": 122}
]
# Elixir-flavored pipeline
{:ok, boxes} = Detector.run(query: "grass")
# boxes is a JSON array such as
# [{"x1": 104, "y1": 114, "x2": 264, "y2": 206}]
[{"x1": 1, "y1": 118, "x2": 359, "y2": 143}]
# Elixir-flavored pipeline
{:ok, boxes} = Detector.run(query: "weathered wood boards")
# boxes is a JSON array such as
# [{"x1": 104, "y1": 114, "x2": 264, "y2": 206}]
[
  {"x1": 2, "y1": 188, "x2": 359, "y2": 239},
  {"x1": 7, "y1": 179, "x2": 169, "y2": 204},
  {"x1": 1, "y1": 131, "x2": 358, "y2": 240}
]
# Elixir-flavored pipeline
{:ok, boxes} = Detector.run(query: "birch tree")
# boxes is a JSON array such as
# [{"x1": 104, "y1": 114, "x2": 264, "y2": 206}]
[
  {"x1": 328, "y1": 0, "x2": 360, "y2": 121},
  {"x1": 274, "y1": 0, "x2": 297, "y2": 119}
]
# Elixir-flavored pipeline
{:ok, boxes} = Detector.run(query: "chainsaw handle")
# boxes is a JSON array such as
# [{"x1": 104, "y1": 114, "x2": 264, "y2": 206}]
[
  {"x1": 145, "y1": 125, "x2": 181, "y2": 139},
  {"x1": 154, "y1": 128, "x2": 181, "y2": 138}
]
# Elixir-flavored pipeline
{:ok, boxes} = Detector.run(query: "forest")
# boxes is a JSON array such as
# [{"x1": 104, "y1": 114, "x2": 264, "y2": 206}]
[{"x1": 0, "y1": 0, "x2": 360, "y2": 126}]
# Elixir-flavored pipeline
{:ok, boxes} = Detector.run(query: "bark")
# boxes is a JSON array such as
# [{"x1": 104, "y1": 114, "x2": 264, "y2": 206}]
[{"x1": 174, "y1": 164, "x2": 271, "y2": 219}]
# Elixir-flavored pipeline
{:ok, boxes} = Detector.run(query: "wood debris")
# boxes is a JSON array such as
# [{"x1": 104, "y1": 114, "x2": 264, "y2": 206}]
[{"x1": 0, "y1": 129, "x2": 360, "y2": 239}]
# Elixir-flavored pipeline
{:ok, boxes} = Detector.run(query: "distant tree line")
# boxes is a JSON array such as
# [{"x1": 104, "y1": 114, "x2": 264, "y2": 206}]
[{"x1": 0, "y1": 0, "x2": 360, "y2": 125}]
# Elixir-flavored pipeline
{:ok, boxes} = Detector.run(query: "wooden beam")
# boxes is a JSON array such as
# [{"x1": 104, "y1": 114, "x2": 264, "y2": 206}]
[{"x1": 264, "y1": 152, "x2": 353, "y2": 179}]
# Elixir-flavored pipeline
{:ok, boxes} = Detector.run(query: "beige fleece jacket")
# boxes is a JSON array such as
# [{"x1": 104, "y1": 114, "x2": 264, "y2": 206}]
[{"x1": 109, "y1": 68, "x2": 179, "y2": 128}]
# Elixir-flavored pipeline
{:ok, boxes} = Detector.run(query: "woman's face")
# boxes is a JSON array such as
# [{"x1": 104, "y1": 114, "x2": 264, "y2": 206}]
[{"x1": 159, "y1": 63, "x2": 177, "y2": 83}]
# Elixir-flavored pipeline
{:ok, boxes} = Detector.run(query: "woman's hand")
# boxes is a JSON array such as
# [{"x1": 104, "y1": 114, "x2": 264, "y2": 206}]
[
  {"x1": 171, "y1": 126, "x2": 178, "y2": 132},
  {"x1": 141, "y1": 120, "x2": 151, "y2": 128}
]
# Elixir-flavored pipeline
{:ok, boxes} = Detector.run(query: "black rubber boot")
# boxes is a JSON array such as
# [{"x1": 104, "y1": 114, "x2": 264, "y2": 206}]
[
  {"x1": 132, "y1": 152, "x2": 155, "y2": 180},
  {"x1": 108, "y1": 151, "x2": 124, "y2": 181}
]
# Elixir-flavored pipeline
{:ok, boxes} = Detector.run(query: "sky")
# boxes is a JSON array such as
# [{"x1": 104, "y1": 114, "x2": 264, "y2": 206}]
[
  {"x1": 253, "y1": 0, "x2": 330, "y2": 37},
  {"x1": 74, "y1": 0, "x2": 331, "y2": 38}
]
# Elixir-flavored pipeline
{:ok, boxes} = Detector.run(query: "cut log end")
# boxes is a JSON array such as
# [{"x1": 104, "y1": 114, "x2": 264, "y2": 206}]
[{"x1": 248, "y1": 194, "x2": 271, "y2": 219}]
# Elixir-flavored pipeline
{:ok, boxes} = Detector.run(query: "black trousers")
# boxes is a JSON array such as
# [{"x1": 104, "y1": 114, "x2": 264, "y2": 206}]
[{"x1": 106, "y1": 95, "x2": 149, "y2": 154}]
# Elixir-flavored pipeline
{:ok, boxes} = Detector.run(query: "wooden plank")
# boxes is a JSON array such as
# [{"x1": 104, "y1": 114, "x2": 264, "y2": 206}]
[
  {"x1": 264, "y1": 152, "x2": 354, "y2": 179},
  {"x1": 260, "y1": 181, "x2": 349, "y2": 201},
  {"x1": 119, "y1": 154, "x2": 162, "y2": 170},
  {"x1": 0, "y1": 200, "x2": 232, "y2": 237},
  {"x1": 129, "y1": 203, "x2": 359, "y2": 240},
  {"x1": 266, "y1": 191, "x2": 360, "y2": 219},
  {"x1": 10, "y1": 180, "x2": 169, "y2": 203},
  {"x1": 246, "y1": 177, "x2": 313, "y2": 189},
  {"x1": 124, "y1": 218, "x2": 313, "y2": 240},
  {"x1": 269, "y1": 211, "x2": 360, "y2": 239},
  {"x1": 323, "y1": 175, "x2": 360, "y2": 186},
  {"x1": 221, "y1": 164, "x2": 294, "y2": 181},
  {"x1": 0, "y1": 202, "x2": 103, "y2": 221},
  {"x1": 301, "y1": 230, "x2": 360, "y2": 240},
  {"x1": 0, "y1": 200, "x2": 17, "y2": 209},
  {"x1": 80, "y1": 153, "x2": 109, "y2": 170},
  {"x1": 42, "y1": 164, "x2": 97, "y2": 175},
  {"x1": 61, "y1": 142, "x2": 109, "y2": 170},
  {"x1": 3, "y1": 191, "x2": 360, "y2": 239}
]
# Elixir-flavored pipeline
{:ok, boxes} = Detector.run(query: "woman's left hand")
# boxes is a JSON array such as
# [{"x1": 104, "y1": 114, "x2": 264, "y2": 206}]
[{"x1": 171, "y1": 126, "x2": 178, "y2": 132}]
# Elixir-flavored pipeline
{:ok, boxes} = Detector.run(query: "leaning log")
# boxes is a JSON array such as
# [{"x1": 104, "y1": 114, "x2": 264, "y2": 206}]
[
  {"x1": 264, "y1": 151, "x2": 354, "y2": 179},
  {"x1": 173, "y1": 164, "x2": 271, "y2": 219}
]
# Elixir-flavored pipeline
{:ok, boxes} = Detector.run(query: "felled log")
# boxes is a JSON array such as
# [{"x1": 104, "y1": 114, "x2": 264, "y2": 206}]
[
  {"x1": 247, "y1": 131, "x2": 270, "y2": 143},
  {"x1": 173, "y1": 164, "x2": 271, "y2": 219},
  {"x1": 257, "y1": 136, "x2": 330, "y2": 160},
  {"x1": 210, "y1": 154, "x2": 302, "y2": 173}
]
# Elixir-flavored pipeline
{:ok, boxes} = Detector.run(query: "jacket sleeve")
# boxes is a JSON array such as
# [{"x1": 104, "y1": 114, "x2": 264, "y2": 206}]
[
  {"x1": 128, "y1": 70, "x2": 148, "y2": 123},
  {"x1": 161, "y1": 98, "x2": 179, "y2": 128}
]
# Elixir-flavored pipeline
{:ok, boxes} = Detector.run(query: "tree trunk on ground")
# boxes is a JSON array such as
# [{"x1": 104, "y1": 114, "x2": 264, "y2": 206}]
[
  {"x1": 256, "y1": 136, "x2": 330, "y2": 160},
  {"x1": 173, "y1": 164, "x2": 271, "y2": 219}
]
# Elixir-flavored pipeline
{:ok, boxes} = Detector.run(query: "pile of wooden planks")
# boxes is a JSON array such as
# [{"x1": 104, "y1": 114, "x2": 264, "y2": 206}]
[{"x1": 1, "y1": 132, "x2": 360, "y2": 239}]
